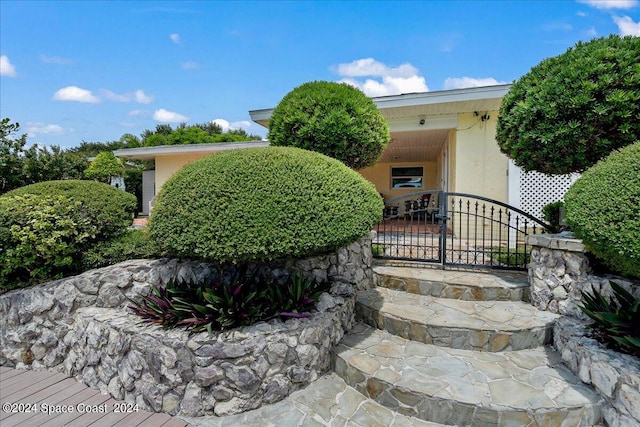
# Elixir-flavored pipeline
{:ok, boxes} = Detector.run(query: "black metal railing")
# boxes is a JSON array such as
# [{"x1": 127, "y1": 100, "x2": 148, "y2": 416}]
[{"x1": 375, "y1": 191, "x2": 550, "y2": 270}]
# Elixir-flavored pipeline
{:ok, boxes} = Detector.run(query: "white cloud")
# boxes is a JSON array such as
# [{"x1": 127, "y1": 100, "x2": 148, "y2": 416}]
[
  {"x1": 613, "y1": 15, "x2": 640, "y2": 35},
  {"x1": 102, "y1": 89, "x2": 155, "y2": 104},
  {"x1": 26, "y1": 122, "x2": 65, "y2": 136},
  {"x1": 211, "y1": 119, "x2": 251, "y2": 132},
  {"x1": 154, "y1": 108, "x2": 189, "y2": 123},
  {"x1": 182, "y1": 61, "x2": 200, "y2": 70},
  {"x1": 40, "y1": 55, "x2": 73, "y2": 65},
  {"x1": 578, "y1": 0, "x2": 638, "y2": 9},
  {"x1": 53, "y1": 86, "x2": 100, "y2": 103},
  {"x1": 170, "y1": 33, "x2": 180, "y2": 44},
  {"x1": 335, "y1": 58, "x2": 428, "y2": 97},
  {"x1": 0, "y1": 55, "x2": 16, "y2": 77},
  {"x1": 443, "y1": 77, "x2": 507, "y2": 90}
]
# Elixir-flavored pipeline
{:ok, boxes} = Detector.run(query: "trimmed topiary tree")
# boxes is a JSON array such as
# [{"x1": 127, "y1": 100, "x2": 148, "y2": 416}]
[
  {"x1": 497, "y1": 35, "x2": 640, "y2": 175},
  {"x1": 148, "y1": 146, "x2": 383, "y2": 262},
  {"x1": 268, "y1": 81, "x2": 390, "y2": 170},
  {"x1": 564, "y1": 142, "x2": 640, "y2": 279}
]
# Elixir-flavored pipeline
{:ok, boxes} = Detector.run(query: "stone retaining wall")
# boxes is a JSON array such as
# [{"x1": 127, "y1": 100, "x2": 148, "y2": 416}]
[
  {"x1": 526, "y1": 233, "x2": 639, "y2": 318},
  {"x1": 555, "y1": 317, "x2": 640, "y2": 427},
  {"x1": 0, "y1": 233, "x2": 374, "y2": 416},
  {"x1": 528, "y1": 234, "x2": 640, "y2": 426}
]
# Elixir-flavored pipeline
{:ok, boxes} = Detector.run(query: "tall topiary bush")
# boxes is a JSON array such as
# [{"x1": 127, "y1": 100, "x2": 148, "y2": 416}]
[
  {"x1": 268, "y1": 81, "x2": 390, "y2": 170},
  {"x1": 149, "y1": 146, "x2": 383, "y2": 262},
  {"x1": 497, "y1": 35, "x2": 640, "y2": 175},
  {"x1": 564, "y1": 142, "x2": 640, "y2": 278}
]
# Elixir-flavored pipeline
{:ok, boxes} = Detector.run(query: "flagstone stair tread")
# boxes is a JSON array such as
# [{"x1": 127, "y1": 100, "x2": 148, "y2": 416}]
[
  {"x1": 333, "y1": 323, "x2": 604, "y2": 426},
  {"x1": 374, "y1": 265, "x2": 529, "y2": 301},
  {"x1": 357, "y1": 287, "x2": 558, "y2": 351},
  {"x1": 181, "y1": 372, "x2": 446, "y2": 427}
]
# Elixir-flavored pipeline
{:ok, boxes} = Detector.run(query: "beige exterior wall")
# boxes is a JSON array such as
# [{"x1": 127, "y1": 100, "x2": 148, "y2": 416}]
[
  {"x1": 155, "y1": 153, "x2": 211, "y2": 194},
  {"x1": 452, "y1": 112, "x2": 508, "y2": 202},
  {"x1": 359, "y1": 161, "x2": 438, "y2": 202}
]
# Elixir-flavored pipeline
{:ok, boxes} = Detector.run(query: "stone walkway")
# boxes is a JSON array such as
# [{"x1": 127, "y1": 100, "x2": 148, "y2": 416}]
[{"x1": 181, "y1": 373, "x2": 444, "y2": 427}]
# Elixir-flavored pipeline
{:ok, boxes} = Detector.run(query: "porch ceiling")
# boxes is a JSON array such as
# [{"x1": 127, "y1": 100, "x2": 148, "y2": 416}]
[{"x1": 379, "y1": 129, "x2": 449, "y2": 163}]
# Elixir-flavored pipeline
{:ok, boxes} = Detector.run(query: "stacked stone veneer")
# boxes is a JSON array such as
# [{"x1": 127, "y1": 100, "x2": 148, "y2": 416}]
[
  {"x1": 527, "y1": 233, "x2": 640, "y2": 427},
  {"x1": 0, "y1": 232, "x2": 375, "y2": 417}
]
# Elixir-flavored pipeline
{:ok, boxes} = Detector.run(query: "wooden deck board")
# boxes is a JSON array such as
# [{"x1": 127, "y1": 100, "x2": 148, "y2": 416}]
[{"x1": 0, "y1": 368, "x2": 190, "y2": 426}]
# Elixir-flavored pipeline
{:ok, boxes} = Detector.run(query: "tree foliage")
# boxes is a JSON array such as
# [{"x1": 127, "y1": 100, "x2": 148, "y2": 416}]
[
  {"x1": 268, "y1": 81, "x2": 390, "y2": 170},
  {"x1": 1, "y1": 118, "x2": 87, "y2": 194},
  {"x1": 496, "y1": 35, "x2": 640, "y2": 175},
  {"x1": 140, "y1": 122, "x2": 260, "y2": 146},
  {"x1": 84, "y1": 151, "x2": 125, "y2": 183}
]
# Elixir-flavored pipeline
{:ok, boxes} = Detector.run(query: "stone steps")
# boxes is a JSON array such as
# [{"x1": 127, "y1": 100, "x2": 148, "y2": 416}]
[
  {"x1": 180, "y1": 372, "x2": 447, "y2": 427},
  {"x1": 356, "y1": 287, "x2": 558, "y2": 351},
  {"x1": 374, "y1": 265, "x2": 530, "y2": 302},
  {"x1": 332, "y1": 323, "x2": 604, "y2": 426}
]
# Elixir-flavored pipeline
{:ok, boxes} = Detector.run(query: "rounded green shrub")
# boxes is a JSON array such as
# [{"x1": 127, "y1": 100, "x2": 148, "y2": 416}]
[
  {"x1": 564, "y1": 142, "x2": 640, "y2": 278},
  {"x1": 1, "y1": 180, "x2": 137, "y2": 289},
  {"x1": 149, "y1": 146, "x2": 383, "y2": 262},
  {"x1": 6, "y1": 180, "x2": 136, "y2": 237},
  {"x1": 268, "y1": 81, "x2": 390, "y2": 170},
  {"x1": 497, "y1": 35, "x2": 640, "y2": 175},
  {"x1": 0, "y1": 194, "x2": 95, "y2": 290}
]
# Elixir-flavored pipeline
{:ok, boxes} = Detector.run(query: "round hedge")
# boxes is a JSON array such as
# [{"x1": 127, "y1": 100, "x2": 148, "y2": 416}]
[
  {"x1": 268, "y1": 81, "x2": 390, "y2": 170},
  {"x1": 564, "y1": 142, "x2": 640, "y2": 278},
  {"x1": 148, "y1": 146, "x2": 383, "y2": 262},
  {"x1": 6, "y1": 180, "x2": 137, "y2": 238},
  {"x1": 497, "y1": 35, "x2": 640, "y2": 175}
]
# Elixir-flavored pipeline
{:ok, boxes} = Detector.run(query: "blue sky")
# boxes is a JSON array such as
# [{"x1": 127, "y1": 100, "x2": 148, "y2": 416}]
[{"x1": 1, "y1": 0, "x2": 639, "y2": 149}]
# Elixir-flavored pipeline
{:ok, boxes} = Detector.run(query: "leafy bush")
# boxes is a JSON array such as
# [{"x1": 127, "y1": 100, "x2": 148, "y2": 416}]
[
  {"x1": 268, "y1": 81, "x2": 390, "y2": 170},
  {"x1": 149, "y1": 147, "x2": 383, "y2": 262},
  {"x1": 580, "y1": 281, "x2": 640, "y2": 357},
  {"x1": 1, "y1": 180, "x2": 137, "y2": 290},
  {"x1": 0, "y1": 194, "x2": 94, "y2": 290},
  {"x1": 565, "y1": 142, "x2": 640, "y2": 278},
  {"x1": 497, "y1": 35, "x2": 640, "y2": 175},
  {"x1": 129, "y1": 269, "x2": 329, "y2": 333},
  {"x1": 80, "y1": 229, "x2": 158, "y2": 271},
  {"x1": 542, "y1": 201, "x2": 565, "y2": 233},
  {"x1": 83, "y1": 151, "x2": 124, "y2": 183},
  {"x1": 6, "y1": 180, "x2": 137, "y2": 238}
]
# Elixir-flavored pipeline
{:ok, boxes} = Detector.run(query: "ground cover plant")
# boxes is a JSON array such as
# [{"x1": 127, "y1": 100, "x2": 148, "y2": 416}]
[
  {"x1": 80, "y1": 228, "x2": 158, "y2": 271},
  {"x1": 149, "y1": 146, "x2": 383, "y2": 262},
  {"x1": 129, "y1": 267, "x2": 329, "y2": 333},
  {"x1": 497, "y1": 35, "x2": 640, "y2": 175},
  {"x1": 564, "y1": 142, "x2": 640, "y2": 279},
  {"x1": 0, "y1": 180, "x2": 137, "y2": 291},
  {"x1": 580, "y1": 281, "x2": 640, "y2": 357},
  {"x1": 268, "y1": 81, "x2": 390, "y2": 170}
]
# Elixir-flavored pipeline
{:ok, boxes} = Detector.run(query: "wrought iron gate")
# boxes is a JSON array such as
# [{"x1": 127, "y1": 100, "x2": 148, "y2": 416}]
[{"x1": 374, "y1": 191, "x2": 550, "y2": 270}]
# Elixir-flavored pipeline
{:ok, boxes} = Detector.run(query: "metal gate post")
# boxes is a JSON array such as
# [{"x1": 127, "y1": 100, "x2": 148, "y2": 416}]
[{"x1": 438, "y1": 191, "x2": 448, "y2": 269}]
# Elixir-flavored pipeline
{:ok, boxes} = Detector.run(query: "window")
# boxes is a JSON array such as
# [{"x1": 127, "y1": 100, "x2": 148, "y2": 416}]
[{"x1": 391, "y1": 167, "x2": 423, "y2": 188}]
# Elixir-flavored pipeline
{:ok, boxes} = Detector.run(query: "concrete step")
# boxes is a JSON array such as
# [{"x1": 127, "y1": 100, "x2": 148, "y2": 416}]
[
  {"x1": 374, "y1": 265, "x2": 530, "y2": 302},
  {"x1": 357, "y1": 287, "x2": 558, "y2": 351},
  {"x1": 333, "y1": 323, "x2": 604, "y2": 426},
  {"x1": 180, "y1": 372, "x2": 446, "y2": 427}
]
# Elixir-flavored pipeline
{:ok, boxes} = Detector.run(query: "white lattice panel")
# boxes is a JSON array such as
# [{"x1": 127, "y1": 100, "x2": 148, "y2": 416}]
[{"x1": 519, "y1": 170, "x2": 579, "y2": 218}]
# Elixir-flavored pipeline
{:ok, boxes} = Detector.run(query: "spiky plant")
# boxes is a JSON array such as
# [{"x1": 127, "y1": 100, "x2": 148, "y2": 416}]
[{"x1": 580, "y1": 281, "x2": 640, "y2": 356}]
